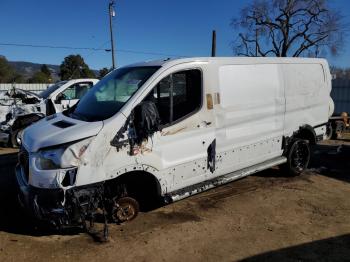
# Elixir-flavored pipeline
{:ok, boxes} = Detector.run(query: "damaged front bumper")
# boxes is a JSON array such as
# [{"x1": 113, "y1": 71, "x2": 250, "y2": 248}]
[
  {"x1": 16, "y1": 164, "x2": 67, "y2": 224},
  {"x1": 16, "y1": 165, "x2": 105, "y2": 228}
]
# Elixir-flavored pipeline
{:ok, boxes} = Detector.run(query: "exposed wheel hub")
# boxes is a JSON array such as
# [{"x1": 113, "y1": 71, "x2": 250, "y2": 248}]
[{"x1": 112, "y1": 197, "x2": 139, "y2": 223}]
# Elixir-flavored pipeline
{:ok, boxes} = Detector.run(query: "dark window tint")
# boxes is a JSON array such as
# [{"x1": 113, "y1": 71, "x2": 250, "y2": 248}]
[
  {"x1": 146, "y1": 69, "x2": 201, "y2": 126},
  {"x1": 172, "y1": 70, "x2": 201, "y2": 122}
]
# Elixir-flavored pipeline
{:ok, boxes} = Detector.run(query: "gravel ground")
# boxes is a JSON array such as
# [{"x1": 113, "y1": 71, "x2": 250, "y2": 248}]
[{"x1": 0, "y1": 140, "x2": 349, "y2": 262}]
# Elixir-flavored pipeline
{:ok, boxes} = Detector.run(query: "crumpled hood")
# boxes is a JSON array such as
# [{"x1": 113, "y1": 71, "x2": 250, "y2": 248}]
[
  {"x1": 6, "y1": 88, "x2": 41, "y2": 102},
  {"x1": 0, "y1": 89, "x2": 43, "y2": 123},
  {"x1": 22, "y1": 113, "x2": 103, "y2": 152}
]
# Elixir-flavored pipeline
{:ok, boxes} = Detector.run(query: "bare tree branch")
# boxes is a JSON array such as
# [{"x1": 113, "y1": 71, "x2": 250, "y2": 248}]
[{"x1": 231, "y1": 0, "x2": 348, "y2": 57}]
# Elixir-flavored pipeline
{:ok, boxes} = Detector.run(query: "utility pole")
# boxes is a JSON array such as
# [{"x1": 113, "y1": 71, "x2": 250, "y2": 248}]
[
  {"x1": 109, "y1": 0, "x2": 116, "y2": 69},
  {"x1": 211, "y1": 30, "x2": 216, "y2": 57},
  {"x1": 254, "y1": 11, "x2": 258, "y2": 57},
  {"x1": 255, "y1": 26, "x2": 258, "y2": 57}
]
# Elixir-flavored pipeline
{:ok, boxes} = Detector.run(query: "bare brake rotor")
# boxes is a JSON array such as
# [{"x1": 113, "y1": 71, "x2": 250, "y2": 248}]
[{"x1": 112, "y1": 197, "x2": 139, "y2": 223}]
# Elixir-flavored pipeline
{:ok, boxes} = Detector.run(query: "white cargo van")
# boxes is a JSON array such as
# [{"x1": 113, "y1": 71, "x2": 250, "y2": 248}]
[{"x1": 16, "y1": 57, "x2": 333, "y2": 229}]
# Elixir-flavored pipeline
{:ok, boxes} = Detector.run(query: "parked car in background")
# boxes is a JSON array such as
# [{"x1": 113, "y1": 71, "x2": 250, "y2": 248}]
[
  {"x1": 16, "y1": 57, "x2": 332, "y2": 233},
  {"x1": 0, "y1": 78, "x2": 98, "y2": 147},
  {"x1": 326, "y1": 78, "x2": 350, "y2": 139}
]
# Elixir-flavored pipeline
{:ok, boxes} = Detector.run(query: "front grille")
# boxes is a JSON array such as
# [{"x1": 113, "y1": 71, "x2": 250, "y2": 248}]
[
  {"x1": 32, "y1": 187, "x2": 64, "y2": 209},
  {"x1": 18, "y1": 148, "x2": 29, "y2": 183}
]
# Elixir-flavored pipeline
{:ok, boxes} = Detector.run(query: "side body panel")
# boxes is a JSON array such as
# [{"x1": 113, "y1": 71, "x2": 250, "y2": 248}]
[
  {"x1": 283, "y1": 62, "x2": 331, "y2": 137},
  {"x1": 213, "y1": 63, "x2": 285, "y2": 177}
]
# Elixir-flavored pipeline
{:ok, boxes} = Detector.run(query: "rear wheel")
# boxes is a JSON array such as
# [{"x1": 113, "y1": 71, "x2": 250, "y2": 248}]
[{"x1": 282, "y1": 139, "x2": 310, "y2": 176}]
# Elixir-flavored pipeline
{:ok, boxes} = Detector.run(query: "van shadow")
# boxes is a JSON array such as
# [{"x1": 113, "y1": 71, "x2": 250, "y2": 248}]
[
  {"x1": 240, "y1": 234, "x2": 350, "y2": 261},
  {"x1": 309, "y1": 143, "x2": 350, "y2": 184},
  {"x1": 254, "y1": 143, "x2": 350, "y2": 183},
  {"x1": 0, "y1": 152, "x2": 35, "y2": 235},
  {"x1": 0, "y1": 152, "x2": 75, "y2": 236},
  {"x1": 1, "y1": 142, "x2": 348, "y2": 236}
]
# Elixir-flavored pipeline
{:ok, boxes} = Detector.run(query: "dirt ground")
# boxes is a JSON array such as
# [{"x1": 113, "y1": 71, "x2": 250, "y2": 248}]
[{"x1": 0, "y1": 140, "x2": 349, "y2": 262}]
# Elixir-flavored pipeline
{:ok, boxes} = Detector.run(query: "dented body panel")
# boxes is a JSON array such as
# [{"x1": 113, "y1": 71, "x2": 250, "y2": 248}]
[{"x1": 16, "y1": 57, "x2": 332, "y2": 226}]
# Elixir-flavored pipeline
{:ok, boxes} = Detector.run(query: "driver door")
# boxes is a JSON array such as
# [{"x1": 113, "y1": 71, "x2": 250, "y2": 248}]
[{"x1": 141, "y1": 68, "x2": 216, "y2": 192}]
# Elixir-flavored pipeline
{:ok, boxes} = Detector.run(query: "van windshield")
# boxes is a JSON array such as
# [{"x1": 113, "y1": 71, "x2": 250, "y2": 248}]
[{"x1": 69, "y1": 66, "x2": 160, "y2": 121}]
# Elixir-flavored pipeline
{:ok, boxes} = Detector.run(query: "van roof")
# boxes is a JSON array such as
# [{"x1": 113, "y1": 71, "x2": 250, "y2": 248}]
[{"x1": 126, "y1": 57, "x2": 328, "y2": 68}]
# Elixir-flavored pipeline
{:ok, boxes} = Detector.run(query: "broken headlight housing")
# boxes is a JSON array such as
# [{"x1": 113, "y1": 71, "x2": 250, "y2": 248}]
[{"x1": 35, "y1": 137, "x2": 94, "y2": 170}]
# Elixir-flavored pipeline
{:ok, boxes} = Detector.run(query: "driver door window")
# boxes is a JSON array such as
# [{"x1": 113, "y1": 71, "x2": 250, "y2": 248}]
[{"x1": 147, "y1": 69, "x2": 202, "y2": 126}]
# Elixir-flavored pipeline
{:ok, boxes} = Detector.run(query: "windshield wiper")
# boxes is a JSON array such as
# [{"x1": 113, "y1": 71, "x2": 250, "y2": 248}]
[{"x1": 69, "y1": 111, "x2": 90, "y2": 121}]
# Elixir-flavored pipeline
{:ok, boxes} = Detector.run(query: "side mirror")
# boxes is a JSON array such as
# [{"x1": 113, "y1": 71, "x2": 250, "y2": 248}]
[
  {"x1": 110, "y1": 101, "x2": 161, "y2": 154},
  {"x1": 54, "y1": 93, "x2": 64, "y2": 104},
  {"x1": 133, "y1": 101, "x2": 161, "y2": 141}
]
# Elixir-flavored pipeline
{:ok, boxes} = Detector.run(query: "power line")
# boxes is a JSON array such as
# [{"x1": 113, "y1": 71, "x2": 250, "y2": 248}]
[
  {"x1": 0, "y1": 42, "x2": 185, "y2": 57},
  {"x1": 67, "y1": 41, "x2": 111, "y2": 79},
  {"x1": 0, "y1": 42, "x2": 109, "y2": 51}
]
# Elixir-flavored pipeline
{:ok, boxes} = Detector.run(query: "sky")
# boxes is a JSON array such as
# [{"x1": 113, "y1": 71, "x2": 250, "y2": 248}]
[{"x1": 0, "y1": 0, "x2": 350, "y2": 70}]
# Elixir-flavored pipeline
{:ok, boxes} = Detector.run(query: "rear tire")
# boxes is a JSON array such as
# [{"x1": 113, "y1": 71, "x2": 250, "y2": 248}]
[{"x1": 281, "y1": 139, "x2": 310, "y2": 176}]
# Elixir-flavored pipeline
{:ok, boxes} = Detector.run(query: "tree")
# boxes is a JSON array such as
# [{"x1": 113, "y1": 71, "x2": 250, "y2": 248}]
[
  {"x1": 41, "y1": 64, "x2": 51, "y2": 78},
  {"x1": 98, "y1": 67, "x2": 111, "y2": 79},
  {"x1": 59, "y1": 54, "x2": 95, "y2": 80},
  {"x1": 13, "y1": 73, "x2": 25, "y2": 83},
  {"x1": 231, "y1": 0, "x2": 347, "y2": 57},
  {"x1": 28, "y1": 64, "x2": 53, "y2": 83},
  {"x1": 0, "y1": 56, "x2": 16, "y2": 83},
  {"x1": 28, "y1": 72, "x2": 49, "y2": 83}
]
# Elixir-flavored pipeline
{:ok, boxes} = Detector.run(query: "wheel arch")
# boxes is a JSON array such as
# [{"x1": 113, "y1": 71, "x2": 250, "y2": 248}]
[
  {"x1": 294, "y1": 124, "x2": 317, "y2": 145},
  {"x1": 104, "y1": 170, "x2": 163, "y2": 199}
]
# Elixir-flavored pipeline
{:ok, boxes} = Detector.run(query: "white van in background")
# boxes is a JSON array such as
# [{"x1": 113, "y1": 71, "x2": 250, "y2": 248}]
[
  {"x1": 16, "y1": 57, "x2": 333, "y2": 231},
  {"x1": 0, "y1": 78, "x2": 98, "y2": 146}
]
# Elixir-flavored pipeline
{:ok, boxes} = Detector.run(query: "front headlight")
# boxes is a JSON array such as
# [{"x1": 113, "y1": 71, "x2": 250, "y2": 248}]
[
  {"x1": 36, "y1": 156, "x2": 61, "y2": 170},
  {"x1": 35, "y1": 148, "x2": 65, "y2": 170},
  {"x1": 35, "y1": 137, "x2": 94, "y2": 170}
]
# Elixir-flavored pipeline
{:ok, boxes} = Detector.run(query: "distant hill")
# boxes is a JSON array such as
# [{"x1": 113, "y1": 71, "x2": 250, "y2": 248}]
[
  {"x1": 9, "y1": 61, "x2": 61, "y2": 81},
  {"x1": 8, "y1": 60, "x2": 99, "y2": 82}
]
